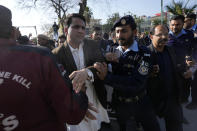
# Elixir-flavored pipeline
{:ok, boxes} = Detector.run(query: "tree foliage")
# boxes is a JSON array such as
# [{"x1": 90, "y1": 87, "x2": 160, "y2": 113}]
[
  {"x1": 133, "y1": 15, "x2": 144, "y2": 32},
  {"x1": 165, "y1": 0, "x2": 197, "y2": 15},
  {"x1": 17, "y1": 0, "x2": 81, "y2": 33},
  {"x1": 102, "y1": 13, "x2": 120, "y2": 33},
  {"x1": 83, "y1": 6, "x2": 93, "y2": 25},
  {"x1": 152, "y1": 19, "x2": 167, "y2": 26},
  {"x1": 79, "y1": 0, "x2": 87, "y2": 15}
]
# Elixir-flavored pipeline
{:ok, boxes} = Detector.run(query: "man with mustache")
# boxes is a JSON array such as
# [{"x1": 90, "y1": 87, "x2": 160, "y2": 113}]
[
  {"x1": 147, "y1": 25, "x2": 184, "y2": 131},
  {"x1": 183, "y1": 13, "x2": 197, "y2": 109},
  {"x1": 168, "y1": 15, "x2": 194, "y2": 105},
  {"x1": 95, "y1": 15, "x2": 161, "y2": 131},
  {"x1": 52, "y1": 13, "x2": 109, "y2": 131}
]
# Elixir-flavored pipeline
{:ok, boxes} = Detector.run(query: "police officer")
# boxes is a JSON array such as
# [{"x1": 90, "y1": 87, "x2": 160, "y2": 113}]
[
  {"x1": 184, "y1": 13, "x2": 197, "y2": 35},
  {"x1": 168, "y1": 15, "x2": 194, "y2": 104},
  {"x1": 184, "y1": 13, "x2": 197, "y2": 109},
  {"x1": 148, "y1": 25, "x2": 183, "y2": 131},
  {"x1": 95, "y1": 15, "x2": 161, "y2": 131}
]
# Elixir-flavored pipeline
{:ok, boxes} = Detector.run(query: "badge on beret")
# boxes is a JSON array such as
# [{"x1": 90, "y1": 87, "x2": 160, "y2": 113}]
[{"x1": 121, "y1": 19, "x2": 126, "y2": 25}]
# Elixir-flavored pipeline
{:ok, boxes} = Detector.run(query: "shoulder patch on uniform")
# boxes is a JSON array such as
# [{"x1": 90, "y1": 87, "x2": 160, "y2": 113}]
[{"x1": 138, "y1": 61, "x2": 149, "y2": 75}]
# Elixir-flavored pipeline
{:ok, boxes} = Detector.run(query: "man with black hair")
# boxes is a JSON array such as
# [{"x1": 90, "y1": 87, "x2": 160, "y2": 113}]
[
  {"x1": 52, "y1": 13, "x2": 109, "y2": 131},
  {"x1": 184, "y1": 13, "x2": 197, "y2": 109},
  {"x1": 148, "y1": 25, "x2": 183, "y2": 131},
  {"x1": 91, "y1": 26, "x2": 103, "y2": 41},
  {"x1": 95, "y1": 15, "x2": 161, "y2": 131},
  {"x1": 0, "y1": 5, "x2": 90, "y2": 131},
  {"x1": 184, "y1": 13, "x2": 197, "y2": 35},
  {"x1": 57, "y1": 34, "x2": 66, "y2": 47},
  {"x1": 168, "y1": 15, "x2": 194, "y2": 104}
]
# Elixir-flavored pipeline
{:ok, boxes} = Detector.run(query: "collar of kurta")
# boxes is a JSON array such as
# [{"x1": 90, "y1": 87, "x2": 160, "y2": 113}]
[{"x1": 68, "y1": 42, "x2": 84, "y2": 52}]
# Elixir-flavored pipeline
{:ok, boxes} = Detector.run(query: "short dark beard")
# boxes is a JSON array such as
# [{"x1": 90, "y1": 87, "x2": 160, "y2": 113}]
[{"x1": 118, "y1": 34, "x2": 134, "y2": 47}]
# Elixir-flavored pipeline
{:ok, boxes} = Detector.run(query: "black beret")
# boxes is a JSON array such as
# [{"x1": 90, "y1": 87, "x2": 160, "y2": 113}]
[
  {"x1": 113, "y1": 15, "x2": 136, "y2": 29},
  {"x1": 0, "y1": 5, "x2": 12, "y2": 38}
]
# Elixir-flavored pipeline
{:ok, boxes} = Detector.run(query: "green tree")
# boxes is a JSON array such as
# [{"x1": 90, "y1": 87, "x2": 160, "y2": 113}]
[
  {"x1": 79, "y1": 0, "x2": 87, "y2": 16},
  {"x1": 17, "y1": 0, "x2": 80, "y2": 33},
  {"x1": 133, "y1": 15, "x2": 144, "y2": 33},
  {"x1": 41, "y1": 24, "x2": 53, "y2": 38},
  {"x1": 102, "y1": 13, "x2": 120, "y2": 32},
  {"x1": 83, "y1": 6, "x2": 93, "y2": 26},
  {"x1": 152, "y1": 19, "x2": 167, "y2": 26},
  {"x1": 165, "y1": 0, "x2": 197, "y2": 15}
]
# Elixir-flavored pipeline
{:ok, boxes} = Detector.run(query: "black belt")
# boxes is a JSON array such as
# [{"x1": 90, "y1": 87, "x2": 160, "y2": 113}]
[{"x1": 118, "y1": 90, "x2": 147, "y2": 103}]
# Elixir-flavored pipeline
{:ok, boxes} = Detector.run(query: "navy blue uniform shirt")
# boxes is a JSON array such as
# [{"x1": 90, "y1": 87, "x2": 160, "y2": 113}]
[{"x1": 105, "y1": 41, "x2": 151, "y2": 97}]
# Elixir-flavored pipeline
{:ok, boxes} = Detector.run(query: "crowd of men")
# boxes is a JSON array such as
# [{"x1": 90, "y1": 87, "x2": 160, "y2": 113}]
[{"x1": 1, "y1": 4, "x2": 197, "y2": 131}]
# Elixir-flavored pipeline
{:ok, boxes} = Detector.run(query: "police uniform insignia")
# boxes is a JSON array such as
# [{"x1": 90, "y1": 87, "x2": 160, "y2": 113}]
[
  {"x1": 138, "y1": 61, "x2": 149, "y2": 75},
  {"x1": 121, "y1": 19, "x2": 126, "y2": 25},
  {"x1": 138, "y1": 65, "x2": 149, "y2": 75}
]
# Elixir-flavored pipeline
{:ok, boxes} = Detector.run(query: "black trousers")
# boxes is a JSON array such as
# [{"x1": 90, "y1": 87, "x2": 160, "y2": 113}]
[
  {"x1": 191, "y1": 71, "x2": 197, "y2": 103},
  {"x1": 180, "y1": 78, "x2": 191, "y2": 103},
  {"x1": 163, "y1": 99, "x2": 183, "y2": 131},
  {"x1": 115, "y1": 96, "x2": 161, "y2": 131}
]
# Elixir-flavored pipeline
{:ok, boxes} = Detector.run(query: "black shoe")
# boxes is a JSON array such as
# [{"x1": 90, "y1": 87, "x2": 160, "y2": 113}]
[
  {"x1": 185, "y1": 102, "x2": 197, "y2": 110},
  {"x1": 182, "y1": 116, "x2": 189, "y2": 124}
]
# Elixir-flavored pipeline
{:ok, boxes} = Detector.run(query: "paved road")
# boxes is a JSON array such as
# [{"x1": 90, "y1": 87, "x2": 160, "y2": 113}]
[
  {"x1": 182, "y1": 103, "x2": 197, "y2": 131},
  {"x1": 100, "y1": 102, "x2": 197, "y2": 131}
]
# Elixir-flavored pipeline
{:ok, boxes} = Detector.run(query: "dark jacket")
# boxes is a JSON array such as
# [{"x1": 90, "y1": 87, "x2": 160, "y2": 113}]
[
  {"x1": 105, "y1": 45, "x2": 152, "y2": 97},
  {"x1": 0, "y1": 42, "x2": 88, "y2": 131},
  {"x1": 168, "y1": 29, "x2": 194, "y2": 70},
  {"x1": 52, "y1": 38, "x2": 107, "y2": 108},
  {"x1": 147, "y1": 44, "x2": 183, "y2": 116}
]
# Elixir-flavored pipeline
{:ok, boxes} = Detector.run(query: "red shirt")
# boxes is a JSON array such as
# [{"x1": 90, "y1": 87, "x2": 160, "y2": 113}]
[{"x1": 0, "y1": 41, "x2": 88, "y2": 131}]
